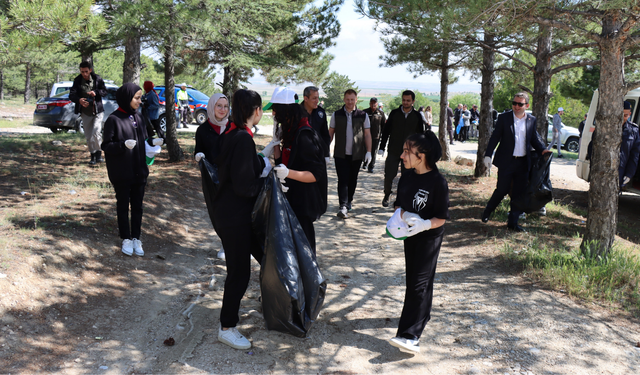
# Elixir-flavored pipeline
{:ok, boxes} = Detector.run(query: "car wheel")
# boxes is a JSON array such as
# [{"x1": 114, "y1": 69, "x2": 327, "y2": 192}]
[
  {"x1": 159, "y1": 114, "x2": 167, "y2": 133},
  {"x1": 195, "y1": 110, "x2": 207, "y2": 125},
  {"x1": 565, "y1": 136, "x2": 579, "y2": 153},
  {"x1": 75, "y1": 117, "x2": 85, "y2": 134}
]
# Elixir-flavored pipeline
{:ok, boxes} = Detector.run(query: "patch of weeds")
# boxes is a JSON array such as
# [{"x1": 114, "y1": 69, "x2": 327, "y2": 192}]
[{"x1": 502, "y1": 240, "x2": 640, "y2": 315}]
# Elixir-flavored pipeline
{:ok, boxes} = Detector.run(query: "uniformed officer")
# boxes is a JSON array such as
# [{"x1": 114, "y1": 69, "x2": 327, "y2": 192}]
[
  {"x1": 362, "y1": 97, "x2": 387, "y2": 173},
  {"x1": 619, "y1": 101, "x2": 640, "y2": 188}
]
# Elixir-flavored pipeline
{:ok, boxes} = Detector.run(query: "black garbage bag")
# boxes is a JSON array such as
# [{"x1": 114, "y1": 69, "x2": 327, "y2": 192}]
[
  {"x1": 512, "y1": 152, "x2": 553, "y2": 213},
  {"x1": 252, "y1": 171, "x2": 326, "y2": 338},
  {"x1": 198, "y1": 157, "x2": 220, "y2": 227}
]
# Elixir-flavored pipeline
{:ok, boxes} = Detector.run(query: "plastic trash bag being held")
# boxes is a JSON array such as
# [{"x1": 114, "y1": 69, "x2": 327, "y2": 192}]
[
  {"x1": 252, "y1": 171, "x2": 326, "y2": 338},
  {"x1": 511, "y1": 152, "x2": 553, "y2": 213}
]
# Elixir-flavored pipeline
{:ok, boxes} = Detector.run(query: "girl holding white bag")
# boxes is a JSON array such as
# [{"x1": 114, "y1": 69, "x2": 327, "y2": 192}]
[{"x1": 386, "y1": 131, "x2": 449, "y2": 354}]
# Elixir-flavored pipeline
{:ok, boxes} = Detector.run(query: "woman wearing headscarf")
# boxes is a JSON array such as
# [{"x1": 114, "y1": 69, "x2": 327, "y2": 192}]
[
  {"x1": 194, "y1": 93, "x2": 230, "y2": 260},
  {"x1": 270, "y1": 87, "x2": 327, "y2": 255},
  {"x1": 213, "y1": 89, "x2": 273, "y2": 350},
  {"x1": 142, "y1": 81, "x2": 165, "y2": 144},
  {"x1": 101, "y1": 83, "x2": 150, "y2": 257}
]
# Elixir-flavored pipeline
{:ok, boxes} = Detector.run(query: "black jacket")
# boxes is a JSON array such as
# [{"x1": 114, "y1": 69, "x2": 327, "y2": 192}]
[
  {"x1": 380, "y1": 106, "x2": 424, "y2": 156},
  {"x1": 363, "y1": 107, "x2": 387, "y2": 139},
  {"x1": 302, "y1": 103, "x2": 330, "y2": 158},
  {"x1": 69, "y1": 72, "x2": 108, "y2": 115},
  {"x1": 195, "y1": 122, "x2": 226, "y2": 162},
  {"x1": 284, "y1": 126, "x2": 327, "y2": 220},
  {"x1": 485, "y1": 111, "x2": 546, "y2": 170},
  {"x1": 101, "y1": 110, "x2": 149, "y2": 186},
  {"x1": 212, "y1": 126, "x2": 266, "y2": 229}
]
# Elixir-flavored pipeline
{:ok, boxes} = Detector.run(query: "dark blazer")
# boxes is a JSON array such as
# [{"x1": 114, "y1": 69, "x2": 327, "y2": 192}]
[{"x1": 485, "y1": 110, "x2": 546, "y2": 170}]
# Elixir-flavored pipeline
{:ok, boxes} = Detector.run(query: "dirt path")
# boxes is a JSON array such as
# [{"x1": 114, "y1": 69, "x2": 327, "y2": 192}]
[{"x1": 2, "y1": 135, "x2": 640, "y2": 374}]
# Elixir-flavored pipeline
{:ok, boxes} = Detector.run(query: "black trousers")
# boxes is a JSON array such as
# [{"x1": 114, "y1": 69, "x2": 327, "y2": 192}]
[
  {"x1": 485, "y1": 157, "x2": 528, "y2": 226},
  {"x1": 363, "y1": 138, "x2": 380, "y2": 171},
  {"x1": 296, "y1": 215, "x2": 316, "y2": 256},
  {"x1": 334, "y1": 155, "x2": 362, "y2": 208},
  {"x1": 217, "y1": 226, "x2": 264, "y2": 328},
  {"x1": 460, "y1": 126, "x2": 469, "y2": 142},
  {"x1": 114, "y1": 182, "x2": 146, "y2": 240},
  {"x1": 397, "y1": 231, "x2": 444, "y2": 340},
  {"x1": 383, "y1": 153, "x2": 406, "y2": 195},
  {"x1": 447, "y1": 127, "x2": 454, "y2": 144}
]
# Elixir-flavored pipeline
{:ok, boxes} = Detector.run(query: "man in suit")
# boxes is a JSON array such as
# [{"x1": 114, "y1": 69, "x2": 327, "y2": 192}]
[{"x1": 481, "y1": 92, "x2": 551, "y2": 232}]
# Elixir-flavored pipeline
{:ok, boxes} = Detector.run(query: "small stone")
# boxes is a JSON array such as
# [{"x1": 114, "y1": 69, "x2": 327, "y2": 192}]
[
  {"x1": 208, "y1": 275, "x2": 216, "y2": 290},
  {"x1": 0, "y1": 273, "x2": 6, "y2": 278},
  {"x1": 51, "y1": 140, "x2": 63, "y2": 146},
  {"x1": 99, "y1": 366, "x2": 108, "y2": 370},
  {"x1": 529, "y1": 347, "x2": 541, "y2": 355},
  {"x1": 69, "y1": 190, "x2": 76, "y2": 195}
]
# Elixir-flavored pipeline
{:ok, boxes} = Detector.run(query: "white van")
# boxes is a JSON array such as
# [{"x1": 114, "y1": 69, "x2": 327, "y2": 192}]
[{"x1": 576, "y1": 88, "x2": 640, "y2": 194}]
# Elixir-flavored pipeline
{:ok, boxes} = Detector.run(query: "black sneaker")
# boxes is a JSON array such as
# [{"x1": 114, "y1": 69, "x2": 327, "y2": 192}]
[
  {"x1": 94, "y1": 151, "x2": 104, "y2": 163},
  {"x1": 88, "y1": 153, "x2": 96, "y2": 165},
  {"x1": 382, "y1": 194, "x2": 390, "y2": 207},
  {"x1": 557, "y1": 154, "x2": 563, "y2": 158}
]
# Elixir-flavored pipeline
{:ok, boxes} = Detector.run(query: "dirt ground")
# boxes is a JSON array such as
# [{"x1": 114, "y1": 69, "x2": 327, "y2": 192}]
[{"x1": 1, "y1": 132, "x2": 640, "y2": 374}]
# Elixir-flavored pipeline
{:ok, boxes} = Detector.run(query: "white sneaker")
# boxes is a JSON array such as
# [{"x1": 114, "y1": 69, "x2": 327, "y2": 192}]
[
  {"x1": 218, "y1": 325, "x2": 251, "y2": 350},
  {"x1": 121, "y1": 239, "x2": 133, "y2": 256},
  {"x1": 389, "y1": 336, "x2": 420, "y2": 353},
  {"x1": 132, "y1": 238, "x2": 144, "y2": 256},
  {"x1": 217, "y1": 247, "x2": 226, "y2": 260}
]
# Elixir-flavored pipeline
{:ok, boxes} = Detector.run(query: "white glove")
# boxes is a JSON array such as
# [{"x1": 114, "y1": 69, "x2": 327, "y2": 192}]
[
  {"x1": 152, "y1": 138, "x2": 164, "y2": 146},
  {"x1": 195, "y1": 152, "x2": 205, "y2": 162},
  {"x1": 274, "y1": 164, "x2": 289, "y2": 182},
  {"x1": 325, "y1": 157, "x2": 330, "y2": 166},
  {"x1": 363, "y1": 152, "x2": 372, "y2": 164},
  {"x1": 406, "y1": 217, "x2": 432, "y2": 236},
  {"x1": 280, "y1": 182, "x2": 289, "y2": 193},
  {"x1": 261, "y1": 139, "x2": 280, "y2": 158},
  {"x1": 378, "y1": 149, "x2": 384, "y2": 156},
  {"x1": 623, "y1": 176, "x2": 631, "y2": 186},
  {"x1": 401, "y1": 211, "x2": 422, "y2": 223},
  {"x1": 260, "y1": 157, "x2": 273, "y2": 178},
  {"x1": 125, "y1": 139, "x2": 137, "y2": 149},
  {"x1": 483, "y1": 156, "x2": 492, "y2": 170}
]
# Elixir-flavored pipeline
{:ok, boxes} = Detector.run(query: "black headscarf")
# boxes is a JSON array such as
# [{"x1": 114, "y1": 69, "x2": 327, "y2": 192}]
[{"x1": 116, "y1": 83, "x2": 142, "y2": 115}]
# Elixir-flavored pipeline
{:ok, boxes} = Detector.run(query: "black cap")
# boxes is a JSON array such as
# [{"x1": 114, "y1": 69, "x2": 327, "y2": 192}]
[
  {"x1": 624, "y1": 101, "x2": 632, "y2": 110},
  {"x1": 370, "y1": 97, "x2": 378, "y2": 102}
]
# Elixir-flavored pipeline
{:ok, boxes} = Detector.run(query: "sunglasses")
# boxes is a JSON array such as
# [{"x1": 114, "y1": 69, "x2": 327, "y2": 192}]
[{"x1": 512, "y1": 101, "x2": 527, "y2": 107}]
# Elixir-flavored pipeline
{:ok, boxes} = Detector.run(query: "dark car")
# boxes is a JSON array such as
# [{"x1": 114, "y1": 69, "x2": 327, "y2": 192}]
[
  {"x1": 33, "y1": 87, "x2": 119, "y2": 134},
  {"x1": 155, "y1": 85, "x2": 210, "y2": 126}
]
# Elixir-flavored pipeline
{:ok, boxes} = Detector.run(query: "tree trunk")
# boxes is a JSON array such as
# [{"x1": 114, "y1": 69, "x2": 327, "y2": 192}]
[
  {"x1": 531, "y1": 24, "x2": 553, "y2": 140},
  {"x1": 164, "y1": 13, "x2": 183, "y2": 162},
  {"x1": 81, "y1": 54, "x2": 93, "y2": 67},
  {"x1": 475, "y1": 32, "x2": 496, "y2": 177},
  {"x1": 581, "y1": 11, "x2": 627, "y2": 257},
  {"x1": 24, "y1": 62, "x2": 32, "y2": 104},
  {"x1": 0, "y1": 70, "x2": 4, "y2": 100},
  {"x1": 123, "y1": 34, "x2": 142, "y2": 85},
  {"x1": 438, "y1": 49, "x2": 451, "y2": 161}
]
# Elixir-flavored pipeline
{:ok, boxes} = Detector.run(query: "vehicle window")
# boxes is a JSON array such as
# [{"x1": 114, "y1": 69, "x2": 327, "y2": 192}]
[
  {"x1": 107, "y1": 89, "x2": 117, "y2": 100},
  {"x1": 628, "y1": 99, "x2": 639, "y2": 124},
  {"x1": 155, "y1": 89, "x2": 162, "y2": 96},
  {"x1": 55, "y1": 87, "x2": 70, "y2": 95},
  {"x1": 53, "y1": 90, "x2": 70, "y2": 98},
  {"x1": 187, "y1": 89, "x2": 209, "y2": 101}
]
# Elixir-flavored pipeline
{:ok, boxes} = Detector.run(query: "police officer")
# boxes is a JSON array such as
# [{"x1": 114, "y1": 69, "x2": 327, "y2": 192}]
[
  {"x1": 619, "y1": 101, "x2": 640, "y2": 188},
  {"x1": 362, "y1": 97, "x2": 386, "y2": 173}
]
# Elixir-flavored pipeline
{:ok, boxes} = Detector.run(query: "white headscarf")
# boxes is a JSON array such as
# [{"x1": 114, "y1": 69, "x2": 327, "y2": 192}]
[{"x1": 207, "y1": 93, "x2": 229, "y2": 128}]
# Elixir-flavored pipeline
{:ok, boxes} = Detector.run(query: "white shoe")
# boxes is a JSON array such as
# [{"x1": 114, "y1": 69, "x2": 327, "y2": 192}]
[
  {"x1": 217, "y1": 247, "x2": 226, "y2": 260},
  {"x1": 218, "y1": 325, "x2": 251, "y2": 349},
  {"x1": 121, "y1": 239, "x2": 133, "y2": 256},
  {"x1": 389, "y1": 336, "x2": 420, "y2": 353},
  {"x1": 132, "y1": 238, "x2": 144, "y2": 256}
]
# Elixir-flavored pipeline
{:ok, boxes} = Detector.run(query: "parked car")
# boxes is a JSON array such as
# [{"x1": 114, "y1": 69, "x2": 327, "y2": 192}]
[
  {"x1": 155, "y1": 85, "x2": 209, "y2": 126},
  {"x1": 577, "y1": 88, "x2": 640, "y2": 194},
  {"x1": 49, "y1": 80, "x2": 116, "y2": 97},
  {"x1": 33, "y1": 85, "x2": 119, "y2": 134},
  {"x1": 525, "y1": 111, "x2": 581, "y2": 153}
]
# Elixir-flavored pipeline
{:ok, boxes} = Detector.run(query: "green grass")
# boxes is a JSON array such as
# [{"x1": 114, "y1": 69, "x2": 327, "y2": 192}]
[
  {"x1": 0, "y1": 118, "x2": 32, "y2": 128},
  {"x1": 503, "y1": 238, "x2": 640, "y2": 314},
  {"x1": 0, "y1": 133, "x2": 85, "y2": 153},
  {"x1": 550, "y1": 148, "x2": 578, "y2": 160}
]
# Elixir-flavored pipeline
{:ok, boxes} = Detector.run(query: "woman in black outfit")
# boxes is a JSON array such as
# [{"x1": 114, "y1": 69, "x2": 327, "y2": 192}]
[
  {"x1": 271, "y1": 89, "x2": 327, "y2": 255},
  {"x1": 101, "y1": 83, "x2": 149, "y2": 257},
  {"x1": 213, "y1": 89, "x2": 272, "y2": 350},
  {"x1": 388, "y1": 131, "x2": 449, "y2": 354}
]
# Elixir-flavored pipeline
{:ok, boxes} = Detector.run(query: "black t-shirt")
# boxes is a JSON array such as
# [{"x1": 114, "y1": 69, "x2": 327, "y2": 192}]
[{"x1": 393, "y1": 168, "x2": 449, "y2": 238}]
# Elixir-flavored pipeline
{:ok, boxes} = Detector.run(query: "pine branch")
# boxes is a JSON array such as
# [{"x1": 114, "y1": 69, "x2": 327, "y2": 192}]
[
  {"x1": 551, "y1": 59, "x2": 600, "y2": 75},
  {"x1": 549, "y1": 43, "x2": 598, "y2": 58},
  {"x1": 526, "y1": 15, "x2": 600, "y2": 42},
  {"x1": 626, "y1": 81, "x2": 640, "y2": 92},
  {"x1": 475, "y1": 40, "x2": 534, "y2": 72}
]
